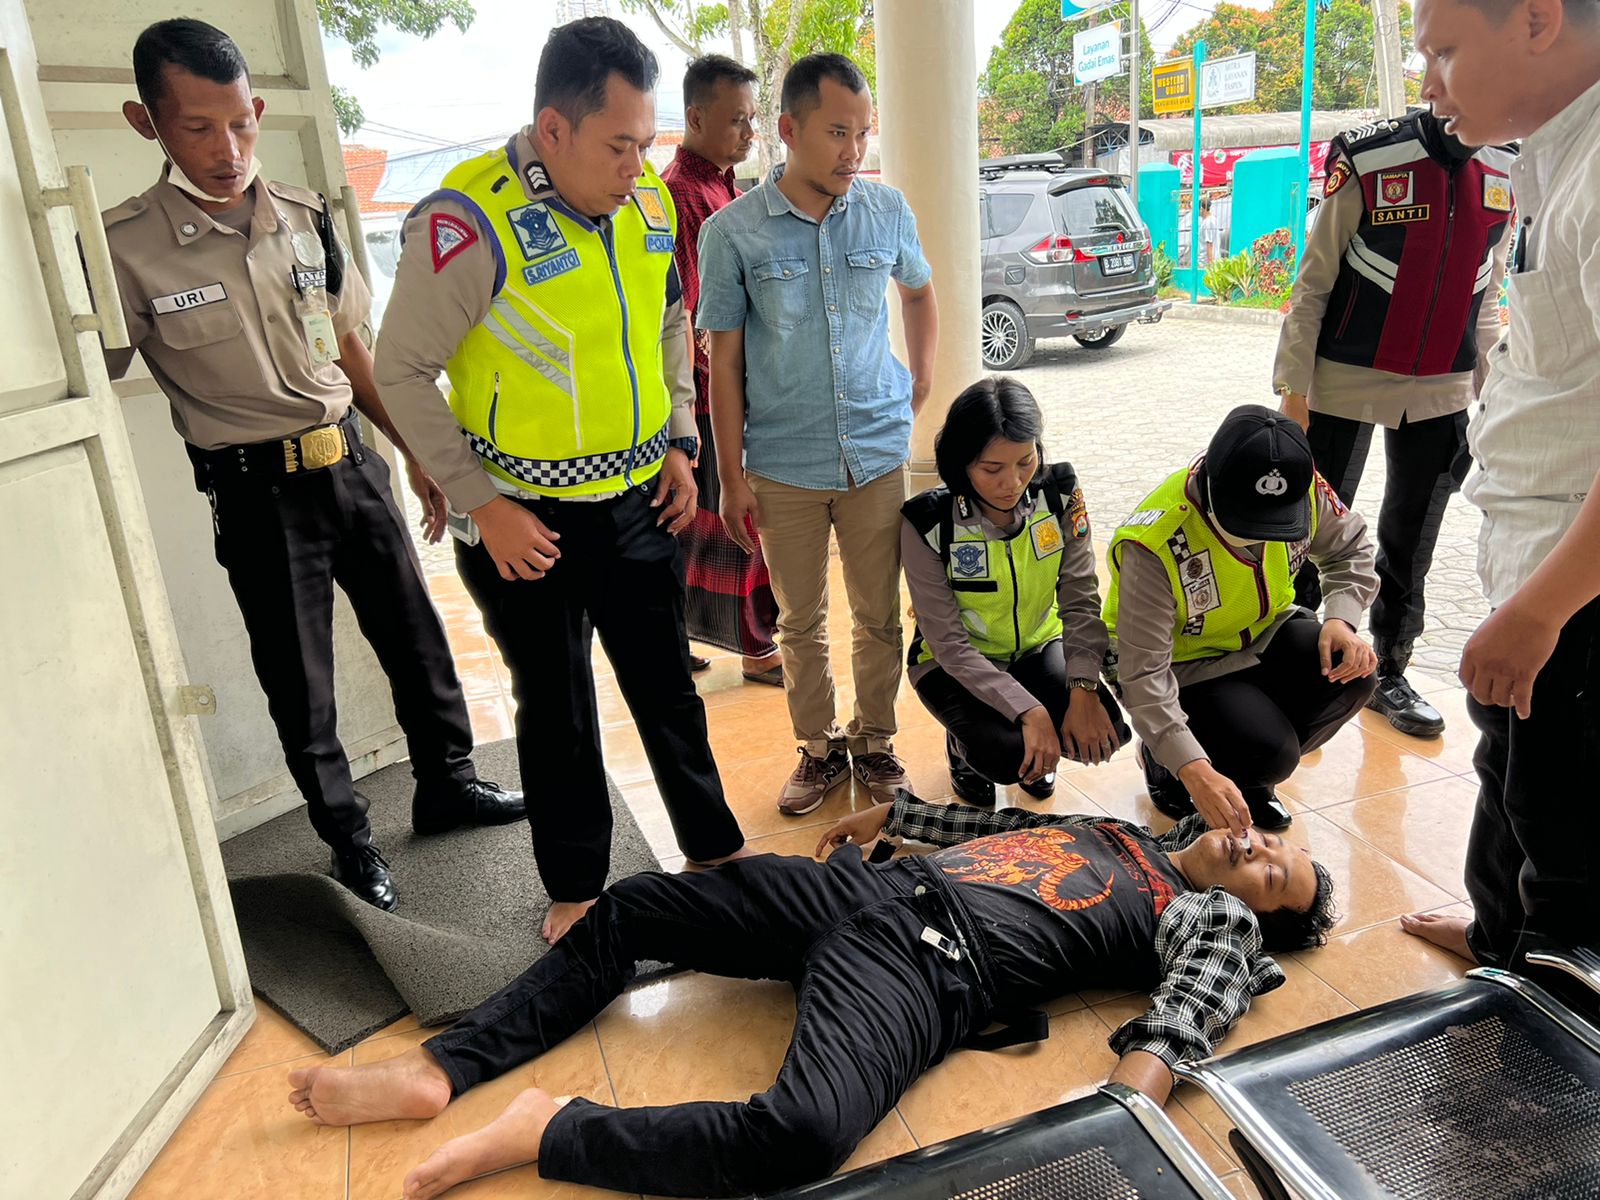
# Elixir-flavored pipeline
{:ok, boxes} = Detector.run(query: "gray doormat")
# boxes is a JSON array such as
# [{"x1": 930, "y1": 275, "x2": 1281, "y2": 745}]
[{"x1": 221, "y1": 738, "x2": 666, "y2": 1054}]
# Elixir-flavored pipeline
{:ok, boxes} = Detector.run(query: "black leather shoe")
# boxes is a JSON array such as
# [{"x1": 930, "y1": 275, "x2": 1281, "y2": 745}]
[
  {"x1": 946, "y1": 733, "x2": 996, "y2": 807},
  {"x1": 689, "y1": 653, "x2": 712, "y2": 672},
  {"x1": 412, "y1": 778, "x2": 527, "y2": 835},
  {"x1": 1367, "y1": 672, "x2": 1445, "y2": 738},
  {"x1": 330, "y1": 844, "x2": 397, "y2": 911},
  {"x1": 1138, "y1": 743, "x2": 1195, "y2": 820},
  {"x1": 1250, "y1": 793, "x2": 1294, "y2": 831},
  {"x1": 1017, "y1": 772, "x2": 1056, "y2": 799}
]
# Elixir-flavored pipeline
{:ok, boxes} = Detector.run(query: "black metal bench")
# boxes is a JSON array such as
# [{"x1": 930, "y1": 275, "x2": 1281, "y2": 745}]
[
  {"x1": 1173, "y1": 967, "x2": 1600, "y2": 1200},
  {"x1": 770, "y1": 1083, "x2": 1233, "y2": 1199}
]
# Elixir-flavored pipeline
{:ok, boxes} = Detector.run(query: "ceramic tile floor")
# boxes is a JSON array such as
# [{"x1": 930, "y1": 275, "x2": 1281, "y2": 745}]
[{"x1": 131, "y1": 555, "x2": 1486, "y2": 1200}]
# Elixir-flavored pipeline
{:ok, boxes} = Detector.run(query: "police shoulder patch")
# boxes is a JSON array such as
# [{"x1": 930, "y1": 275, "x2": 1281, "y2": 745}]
[
  {"x1": 1314, "y1": 470, "x2": 1348, "y2": 516},
  {"x1": 1067, "y1": 487, "x2": 1090, "y2": 539},
  {"x1": 1324, "y1": 160, "x2": 1352, "y2": 198},
  {"x1": 430, "y1": 212, "x2": 477, "y2": 272}
]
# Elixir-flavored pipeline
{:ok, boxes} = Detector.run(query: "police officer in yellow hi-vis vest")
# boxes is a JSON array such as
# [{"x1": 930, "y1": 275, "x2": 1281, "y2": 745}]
[
  {"x1": 1103, "y1": 406, "x2": 1380, "y2": 835},
  {"x1": 101, "y1": 20, "x2": 524, "y2": 914},
  {"x1": 375, "y1": 17, "x2": 749, "y2": 945}
]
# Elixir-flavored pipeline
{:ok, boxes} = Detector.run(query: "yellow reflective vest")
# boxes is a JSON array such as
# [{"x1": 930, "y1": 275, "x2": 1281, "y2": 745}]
[
  {"x1": 1103, "y1": 466, "x2": 1318, "y2": 662},
  {"x1": 437, "y1": 148, "x2": 678, "y2": 497}
]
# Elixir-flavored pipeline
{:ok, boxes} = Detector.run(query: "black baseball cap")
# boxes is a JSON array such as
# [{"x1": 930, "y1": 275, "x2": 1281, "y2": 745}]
[{"x1": 1202, "y1": 405, "x2": 1313, "y2": 542}]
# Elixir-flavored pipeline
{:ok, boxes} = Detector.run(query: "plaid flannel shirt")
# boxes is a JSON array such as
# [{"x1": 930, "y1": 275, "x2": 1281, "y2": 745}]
[{"x1": 884, "y1": 796, "x2": 1286, "y2": 1069}]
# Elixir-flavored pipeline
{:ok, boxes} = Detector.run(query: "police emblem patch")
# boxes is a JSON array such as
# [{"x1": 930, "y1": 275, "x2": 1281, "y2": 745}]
[
  {"x1": 1180, "y1": 549, "x2": 1221, "y2": 617},
  {"x1": 1377, "y1": 170, "x2": 1414, "y2": 208},
  {"x1": 430, "y1": 213, "x2": 477, "y2": 272},
  {"x1": 1483, "y1": 174, "x2": 1512, "y2": 212},
  {"x1": 507, "y1": 203, "x2": 567, "y2": 261},
  {"x1": 1031, "y1": 515, "x2": 1064, "y2": 560},
  {"x1": 1324, "y1": 161, "x2": 1352, "y2": 198},
  {"x1": 951, "y1": 543, "x2": 989, "y2": 579},
  {"x1": 634, "y1": 187, "x2": 671, "y2": 232},
  {"x1": 1067, "y1": 487, "x2": 1090, "y2": 539}
]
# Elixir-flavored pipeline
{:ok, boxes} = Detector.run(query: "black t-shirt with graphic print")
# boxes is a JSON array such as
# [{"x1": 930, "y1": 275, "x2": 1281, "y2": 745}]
[{"x1": 931, "y1": 820, "x2": 1190, "y2": 1004}]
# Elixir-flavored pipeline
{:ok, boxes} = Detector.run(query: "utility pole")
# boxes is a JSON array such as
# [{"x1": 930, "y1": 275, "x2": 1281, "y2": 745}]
[
  {"x1": 1371, "y1": 0, "x2": 1407, "y2": 117},
  {"x1": 1295, "y1": 0, "x2": 1316, "y2": 263},
  {"x1": 1084, "y1": 79, "x2": 1097, "y2": 165},
  {"x1": 1190, "y1": 39, "x2": 1205, "y2": 303},
  {"x1": 1129, "y1": 0, "x2": 1141, "y2": 208}
]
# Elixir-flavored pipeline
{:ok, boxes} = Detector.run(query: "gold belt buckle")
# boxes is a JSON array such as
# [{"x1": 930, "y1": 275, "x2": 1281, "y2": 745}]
[{"x1": 294, "y1": 425, "x2": 346, "y2": 472}]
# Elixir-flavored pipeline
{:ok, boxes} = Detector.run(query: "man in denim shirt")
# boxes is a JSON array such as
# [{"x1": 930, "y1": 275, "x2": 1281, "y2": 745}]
[{"x1": 697, "y1": 53, "x2": 940, "y2": 816}]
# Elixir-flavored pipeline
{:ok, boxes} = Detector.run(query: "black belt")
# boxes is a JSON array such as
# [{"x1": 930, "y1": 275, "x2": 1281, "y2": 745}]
[{"x1": 188, "y1": 411, "x2": 363, "y2": 487}]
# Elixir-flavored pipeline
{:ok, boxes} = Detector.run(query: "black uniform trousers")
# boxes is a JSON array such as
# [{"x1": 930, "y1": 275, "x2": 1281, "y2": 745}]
[
  {"x1": 1464, "y1": 598, "x2": 1600, "y2": 973},
  {"x1": 913, "y1": 639, "x2": 1130, "y2": 783},
  {"x1": 1169, "y1": 613, "x2": 1377, "y2": 810},
  {"x1": 455, "y1": 483, "x2": 744, "y2": 901},
  {"x1": 204, "y1": 436, "x2": 476, "y2": 852},
  {"x1": 423, "y1": 848, "x2": 994, "y2": 1197},
  {"x1": 1295, "y1": 408, "x2": 1467, "y2": 666}
]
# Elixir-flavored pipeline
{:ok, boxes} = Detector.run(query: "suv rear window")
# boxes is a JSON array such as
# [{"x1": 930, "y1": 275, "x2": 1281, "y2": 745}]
[
  {"x1": 1050, "y1": 185, "x2": 1140, "y2": 237},
  {"x1": 986, "y1": 192, "x2": 1035, "y2": 238}
]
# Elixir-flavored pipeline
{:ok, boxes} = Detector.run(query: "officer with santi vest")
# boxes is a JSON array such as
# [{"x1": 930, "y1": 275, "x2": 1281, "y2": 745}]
[
  {"x1": 374, "y1": 17, "x2": 749, "y2": 946},
  {"x1": 1276, "y1": 109, "x2": 1515, "y2": 739},
  {"x1": 1104, "y1": 406, "x2": 1380, "y2": 834},
  {"x1": 101, "y1": 19, "x2": 523, "y2": 913}
]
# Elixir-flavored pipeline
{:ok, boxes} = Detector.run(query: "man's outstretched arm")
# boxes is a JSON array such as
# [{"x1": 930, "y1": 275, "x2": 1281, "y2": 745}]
[
  {"x1": 1108, "y1": 1050, "x2": 1177, "y2": 1104},
  {"x1": 815, "y1": 794, "x2": 1100, "y2": 856}
]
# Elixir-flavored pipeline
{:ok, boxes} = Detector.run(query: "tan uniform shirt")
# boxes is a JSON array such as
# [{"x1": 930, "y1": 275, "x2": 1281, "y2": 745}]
[
  {"x1": 1113, "y1": 472, "x2": 1378, "y2": 774},
  {"x1": 1272, "y1": 176, "x2": 1511, "y2": 429},
  {"x1": 374, "y1": 129, "x2": 697, "y2": 513},
  {"x1": 103, "y1": 173, "x2": 372, "y2": 449},
  {"x1": 901, "y1": 490, "x2": 1110, "y2": 722}
]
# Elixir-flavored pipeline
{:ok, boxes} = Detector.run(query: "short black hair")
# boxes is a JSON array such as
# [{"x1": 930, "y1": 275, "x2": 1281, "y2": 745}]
[
  {"x1": 1200, "y1": 198, "x2": 1212, "y2": 212},
  {"x1": 133, "y1": 18, "x2": 248, "y2": 111},
  {"x1": 684, "y1": 54, "x2": 757, "y2": 111},
  {"x1": 934, "y1": 376, "x2": 1046, "y2": 501},
  {"x1": 1255, "y1": 861, "x2": 1339, "y2": 952},
  {"x1": 780, "y1": 52, "x2": 869, "y2": 118},
  {"x1": 535, "y1": 17, "x2": 659, "y2": 128}
]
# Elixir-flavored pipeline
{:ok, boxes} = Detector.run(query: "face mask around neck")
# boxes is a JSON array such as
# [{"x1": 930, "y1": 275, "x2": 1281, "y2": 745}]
[{"x1": 156, "y1": 129, "x2": 260, "y2": 205}]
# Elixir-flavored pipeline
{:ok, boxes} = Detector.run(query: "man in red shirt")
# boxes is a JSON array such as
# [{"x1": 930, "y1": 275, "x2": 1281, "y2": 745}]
[{"x1": 661, "y1": 55, "x2": 784, "y2": 685}]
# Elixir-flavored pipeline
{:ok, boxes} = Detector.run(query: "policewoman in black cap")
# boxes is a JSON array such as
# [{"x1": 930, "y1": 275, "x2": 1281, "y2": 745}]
[{"x1": 1102, "y1": 406, "x2": 1380, "y2": 833}]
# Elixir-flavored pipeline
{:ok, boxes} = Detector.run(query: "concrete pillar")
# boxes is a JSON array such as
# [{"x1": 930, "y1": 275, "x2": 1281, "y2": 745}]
[{"x1": 876, "y1": 0, "x2": 982, "y2": 493}]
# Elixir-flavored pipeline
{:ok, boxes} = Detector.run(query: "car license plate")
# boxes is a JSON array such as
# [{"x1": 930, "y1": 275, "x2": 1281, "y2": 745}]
[{"x1": 1101, "y1": 253, "x2": 1135, "y2": 276}]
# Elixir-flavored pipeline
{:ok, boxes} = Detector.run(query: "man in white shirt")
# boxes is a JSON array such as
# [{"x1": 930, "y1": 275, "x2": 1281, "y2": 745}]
[{"x1": 1401, "y1": 0, "x2": 1600, "y2": 981}]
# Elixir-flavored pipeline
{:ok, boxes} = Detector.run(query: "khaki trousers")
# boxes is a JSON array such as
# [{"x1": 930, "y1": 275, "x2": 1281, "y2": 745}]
[{"x1": 749, "y1": 467, "x2": 907, "y2": 756}]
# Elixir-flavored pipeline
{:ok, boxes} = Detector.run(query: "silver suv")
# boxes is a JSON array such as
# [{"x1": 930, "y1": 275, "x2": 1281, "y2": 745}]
[{"x1": 979, "y1": 155, "x2": 1170, "y2": 370}]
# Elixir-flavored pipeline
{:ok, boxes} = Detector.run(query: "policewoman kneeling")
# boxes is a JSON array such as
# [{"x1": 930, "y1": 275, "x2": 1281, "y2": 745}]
[{"x1": 902, "y1": 377, "x2": 1130, "y2": 808}]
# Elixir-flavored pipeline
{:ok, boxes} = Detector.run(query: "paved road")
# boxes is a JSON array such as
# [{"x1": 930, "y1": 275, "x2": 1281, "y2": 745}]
[{"x1": 404, "y1": 316, "x2": 1490, "y2": 679}]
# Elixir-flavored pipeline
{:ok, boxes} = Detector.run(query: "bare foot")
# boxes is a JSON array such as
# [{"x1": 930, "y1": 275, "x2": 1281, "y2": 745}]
[
  {"x1": 542, "y1": 899, "x2": 597, "y2": 945},
  {"x1": 1400, "y1": 912, "x2": 1478, "y2": 963},
  {"x1": 287, "y1": 1046, "x2": 452, "y2": 1126},
  {"x1": 688, "y1": 844, "x2": 759, "y2": 870},
  {"x1": 402, "y1": 1088, "x2": 570, "y2": 1200}
]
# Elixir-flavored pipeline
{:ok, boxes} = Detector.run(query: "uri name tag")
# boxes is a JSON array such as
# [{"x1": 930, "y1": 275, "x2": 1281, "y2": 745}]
[{"x1": 152, "y1": 282, "x2": 227, "y2": 314}]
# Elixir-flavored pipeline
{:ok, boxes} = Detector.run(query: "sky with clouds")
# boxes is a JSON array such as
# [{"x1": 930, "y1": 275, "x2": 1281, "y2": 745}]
[{"x1": 323, "y1": 0, "x2": 1234, "y2": 156}]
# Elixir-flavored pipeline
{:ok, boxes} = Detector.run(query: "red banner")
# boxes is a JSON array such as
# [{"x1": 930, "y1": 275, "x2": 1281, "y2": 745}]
[{"x1": 1171, "y1": 142, "x2": 1333, "y2": 187}]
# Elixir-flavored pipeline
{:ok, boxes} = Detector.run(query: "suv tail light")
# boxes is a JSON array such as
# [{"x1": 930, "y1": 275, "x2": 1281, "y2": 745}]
[{"x1": 1023, "y1": 235, "x2": 1091, "y2": 265}]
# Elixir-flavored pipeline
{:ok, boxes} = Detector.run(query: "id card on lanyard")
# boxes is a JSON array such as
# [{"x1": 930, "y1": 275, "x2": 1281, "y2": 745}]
[{"x1": 289, "y1": 227, "x2": 337, "y2": 365}]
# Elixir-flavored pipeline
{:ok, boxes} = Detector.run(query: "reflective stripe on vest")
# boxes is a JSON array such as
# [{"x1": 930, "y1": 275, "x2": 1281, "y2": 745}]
[
  {"x1": 438, "y1": 149, "x2": 677, "y2": 497},
  {"x1": 1102, "y1": 468, "x2": 1318, "y2": 662}
]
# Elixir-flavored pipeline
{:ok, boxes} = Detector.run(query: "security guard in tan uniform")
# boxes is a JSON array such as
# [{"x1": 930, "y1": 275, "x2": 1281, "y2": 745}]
[
  {"x1": 375, "y1": 17, "x2": 748, "y2": 946},
  {"x1": 102, "y1": 19, "x2": 523, "y2": 911}
]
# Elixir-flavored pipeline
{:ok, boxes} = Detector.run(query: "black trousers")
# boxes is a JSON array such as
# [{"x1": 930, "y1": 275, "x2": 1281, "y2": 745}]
[
  {"x1": 1295, "y1": 408, "x2": 1467, "y2": 664},
  {"x1": 1172, "y1": 614, "x2": 1376, "y2": 810},
  {"x1": 1465, "y1": 599, "x2": 1600, "y2": 972},
  {"x1": 207, "y1": 447, "x2": 475, "y2": 851},
  {"x1": 455, "y1": 485, "x2": 744, "y2": 900},
  {"x1": 913, "y1": 639, "x2": 1129, "y2": 783},
  {"x1": 423, "y1": 849, "x2": 993, "y2": 1197}
]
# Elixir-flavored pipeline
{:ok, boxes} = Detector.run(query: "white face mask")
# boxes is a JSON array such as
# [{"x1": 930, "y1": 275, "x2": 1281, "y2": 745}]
[
  {"x1": 155, "y1": 128, "x2": 259, "y2": 205},
  {"x1": 1211, "y1": 519, "x2": 1263, "y2": 550}
]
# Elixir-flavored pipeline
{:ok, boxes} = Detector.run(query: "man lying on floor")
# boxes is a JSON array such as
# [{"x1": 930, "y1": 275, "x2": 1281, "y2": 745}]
[{"x1": 287, "y1": 791, "x2": 1338, "y2": 1199}]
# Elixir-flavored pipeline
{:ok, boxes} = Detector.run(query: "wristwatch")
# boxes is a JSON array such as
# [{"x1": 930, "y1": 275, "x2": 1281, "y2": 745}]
[
  {"x1": 668, "y1": 436, "x2": 699, "y2": 458},
  {"x1": 1068, "y1": 677, "x2": 1098, "y2": 693}
]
